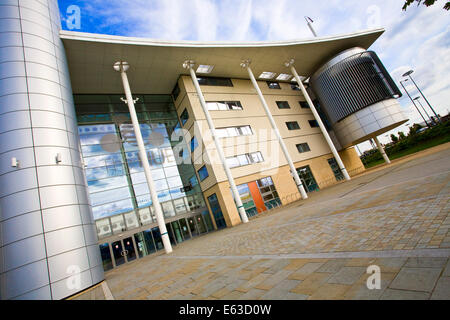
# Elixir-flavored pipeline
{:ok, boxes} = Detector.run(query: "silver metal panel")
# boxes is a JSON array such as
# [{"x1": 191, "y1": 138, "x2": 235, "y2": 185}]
[
  {"x1": 37, "y1": 165, "x2": 76, "y2": 187},
  {"x1": 0, "y1": 147, "x2": 35, "y2": 176},
  {"x1": 63, "y1": 100, "x2": 77, "y2": 119},
  {"x1": 0, "y1": 18, "x2": 21, "y2": 32},
  {"x1": 0, "y1": 5, "x2": 19, "y2": 19},
  {"x1": 0, "y1": 32, "x2": 22, "y2": 48},
  {"x1": 83, "y1": 224, "x2": 98, "y2": 246},
  {"x1": 70, "y1": 148, "x2": 83, "y2": 168},
  {"x1": 0, "y1": 46, "x2": 24, "y2": 63},
  {"x1": 79, "y1": 205, "x2": 94, "y2": 225},
  {"x1": 0, "y1": 167, "x2": 38, "y2": 198},
  {"x1": 39, "y1": 184, "x2": 78, "y2": 209},
  {"x1": 0, "y1": 259, "x2": 49, "y2": 300},
  {"x1": 28, "y1": 93, "x2": 65, "y2": 113},
  {"x1": 23, "y1": 47, "x2": 57, "y2": 69},
  {"x1": 47, "y1": 247, "x2": 90, "y2": 283},
  {"x1": 0, "y1": 128, "x2": 33, "y2": 153},
  {"x1": 50, "y1": 269, "x2": 92, "y2": 300},
  {"x1": 32, "y1": 127, "x2": 69, "y2": 148},
  {"x1": 0, "y1": 77, "x2": 28, "y2": 96},
  {"x1": 76, "y1": 185, "x2": 90, "y2": 205},
  {"x1": 42, "y1": 205, "x2": 82, "y2": 232},
  {"x1": 3, "y1": 234, "x2": 46, "y2": 272},
  {"x1": 18, "y1": 0, "x2": 49, "y2": 16},
  {"x1": 90, "y1": 264, "x2": 105, "y2": 285},
  {"x1": 19, "y1": 7, "x2": 52, "y2": 30},
  {"x1": 0, "y1": 210, "x2": 43, "y2": 246},
  {"x1": 0, "y1": 61, "x2": 26, "y2": 79},
  {"x1": 44, "y1": 225, "x2": 86, "y2": 257},
  {"x1": 73, "y1": 166, "x2": 86, "y2": 185},
  {"x1": 25, "y1": 61, "x2": 60, "y2": 83},
  {"x1": 20, "y1": 19, "x2": 52, "y2": 40},
  {"x1": 27, "y1": 77, "x2": 61, "y2": 98},
  {"x1": 34, "y1": 146, "x2": 71, "y2": 167},
  {"x1": 12, "y1": 285, "x2": 51, "y2": 300},
  {"x1": 0, "y1": 110, "x2": 31, "y2": 134},
  {"x1": 31, "y1": 110, "x2": 67, "y2": 130},
  {"x1": 87, "y1": 244, "x2": 102, "y2": 268},
  {"x1": 0, "y1": 93, "x2": 29, "y2": 115},
  {"x1": 0, "y1": 188, "x2": 40, "y2": 221}
]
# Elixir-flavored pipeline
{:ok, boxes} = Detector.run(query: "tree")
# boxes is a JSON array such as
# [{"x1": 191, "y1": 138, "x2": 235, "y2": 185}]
[
  {"x1": 398, "y1": 131, "x2": 406, "y2": 140},
  {"x1": 402, "y1": 0, "x2": 450, "y2": 10},
  {"x1": 390, "y1": 134, "x2": 399, "y2": 143}
]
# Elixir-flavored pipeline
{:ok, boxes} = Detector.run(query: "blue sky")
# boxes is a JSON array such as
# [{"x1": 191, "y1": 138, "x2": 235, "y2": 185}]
[{"x1": 57, "y1": 0, "x2": 449, "y2": 151}]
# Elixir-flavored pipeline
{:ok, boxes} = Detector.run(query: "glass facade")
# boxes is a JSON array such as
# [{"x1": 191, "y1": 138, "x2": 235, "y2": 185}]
[{"x1": 75, "y1": 94, "x2": 209, "y2": 240}]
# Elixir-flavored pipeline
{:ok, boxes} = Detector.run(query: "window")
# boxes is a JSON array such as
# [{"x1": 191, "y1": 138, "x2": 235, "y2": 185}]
[
  {"x1": 206, "y1": 101, "x2": 243, "y2": 111},
  {"x1": 328, "y1": 158, "x2": 345, "y2": 181},
  {"x1": 180, "y1": 108, "x2": 189, "y2": 125},
  {"x1": 276, "y1": 101, "x2": 290, "y2": 109},
  {"x1": 286, "y1": 121, "x2": 300, "y2": 130},
  {"x1": 291, "y1": 84, "x2": 300, "y2": 91},
  {"x1": 197, "y1": 77, "x2": 233, "y2": 87},
  {"x1": 197, "y1": 165, "x2": 209, "y2": 181},
  {"x1": 267, "y1": 81, "x2": 281, "y2": 89},
  {"x1": 226, "y1": 152, "x2": 264, "y2": 169},
  {"x1": 299, "y1": 101, "x2": 309, "y2": 108},
  {"x1": 190, "y1": 136, "x2": 198, "y2": 151},
  {"x1": 215, "y1": 125, "x2": 253, "y2": 138},
  {"x1": 308, "y1": 120, "x2": 319, "y2": 128},
  {"x1": 172, "y1": 83, "x2": 180, "y2": 101},
  {"x1": 296, "y1": 143, "x2": 311, "y2": 153}
]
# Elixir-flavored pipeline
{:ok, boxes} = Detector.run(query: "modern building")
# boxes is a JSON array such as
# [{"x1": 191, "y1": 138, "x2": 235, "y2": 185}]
[{"x1": 0, "y1": 0, "x2": 407, "y2": 299}]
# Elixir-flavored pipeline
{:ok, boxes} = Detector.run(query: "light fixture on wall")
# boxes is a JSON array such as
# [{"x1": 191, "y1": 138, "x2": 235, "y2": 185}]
[
  {"x1": 11, "y1": 157, "x2": 19, "y2": 168},
  {"x1": 56, "y1": 153, "x2": 62, "y2": 164}
]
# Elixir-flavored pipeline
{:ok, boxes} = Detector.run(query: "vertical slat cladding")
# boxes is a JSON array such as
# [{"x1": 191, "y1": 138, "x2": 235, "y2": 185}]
[{"x1": 310, "y1": 51, "x2": 401, "y2": 124}]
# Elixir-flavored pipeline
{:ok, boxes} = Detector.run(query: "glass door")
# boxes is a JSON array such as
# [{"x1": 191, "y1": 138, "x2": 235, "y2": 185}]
[
  {"x1": 187, "y1": 217, "x2": 199, "y2": 237},
  {"x1": 296, "y1": 166, "x2": 319, "y2": 193},
  {"x1": 122, "y1": 237, "x2": 137, "y2": 262},
  {"x1": 111, "y1": 240, "x2": 126, "y2": 267}
]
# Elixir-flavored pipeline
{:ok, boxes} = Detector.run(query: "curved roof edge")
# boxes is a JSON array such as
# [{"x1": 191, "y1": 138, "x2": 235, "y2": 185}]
[{"x1": 59, "y1": 28, "x2": 385, "y2": 48}]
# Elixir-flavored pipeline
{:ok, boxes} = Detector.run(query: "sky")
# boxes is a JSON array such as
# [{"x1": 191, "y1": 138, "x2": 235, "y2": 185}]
[{"x1": 57, "y1": 0, "x2": 450, "y2": 152}]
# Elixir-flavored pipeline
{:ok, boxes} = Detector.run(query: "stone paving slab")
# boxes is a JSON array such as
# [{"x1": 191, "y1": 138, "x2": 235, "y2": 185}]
[{"x1": 74, "y1": 147, "x2": 450, "y2": 300}]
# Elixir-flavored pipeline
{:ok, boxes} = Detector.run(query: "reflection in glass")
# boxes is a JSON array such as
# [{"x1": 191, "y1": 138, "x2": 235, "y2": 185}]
[{"x1": 99, "y1": 243, "x2": 113, "y2": 271}]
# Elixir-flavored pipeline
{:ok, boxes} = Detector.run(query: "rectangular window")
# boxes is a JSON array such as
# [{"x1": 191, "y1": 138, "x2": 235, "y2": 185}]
[
  {"x1": 172, "y1": 83, "x2": 180, "y2": 101},
  {"x1": 328, "y1": 158, "x2": 345, "y2": 181},
  {"x1": 190, "y1": 136, "x2": 198, "y2": 151},
  {"x1": 197, "y1": 77, "x2": 233, "y2": 87},
  {"x1": 215, "y1": 125, "x2": 253, "y2": 138},
  {"x1": 296, "y1": 143, "x2": 311, "y2": 153},
  {"x1": 308, "y1": 120, "x2": 319, "y2": 128},
  {"x1": 197, "y1": 165, "x2": 209, "y2": 181},
  {"x1": 291, "y1": 84, "x2": 300, "y2": 91},
  {"x1": 206, "y1": 101, "x2": 243, "y2": 111},
  {"x1": 276, "y1": 101, "x2": 290, "y2": 109},
  {"x1": 226, "y1": 151, "x2": 264, "y2": 168},
  {"x1": 267, "y1": 81, "x2": 281, "y2": 89},
  {"x1": 286, "y1": 121, "x2": 300, "y2": 130},
  {"x1": 180, "y1": 108, "x2": 189, "y2": 126},
  {"x1": 299, "y1": 101, "x2": 309, "y2": 109}
]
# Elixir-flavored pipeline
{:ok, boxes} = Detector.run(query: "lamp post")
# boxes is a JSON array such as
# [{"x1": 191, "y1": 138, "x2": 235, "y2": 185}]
[
  {"x1": 402, "y1": 70, "x2": 441, "y2": 123},
  {"x1": 399, "y1": 80, "x2": 429, "y2": 128},
  {"x1": 305, "y1": 16, "x2": 317, "y2": 37},
  {"x1": 413, "y1": 97, "x2": 433, "y2": 126}
]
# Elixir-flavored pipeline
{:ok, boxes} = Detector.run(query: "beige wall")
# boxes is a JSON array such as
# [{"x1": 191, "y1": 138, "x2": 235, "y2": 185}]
[{"x1": 173, "y1": 75, "x2": 366, "y2": 227}]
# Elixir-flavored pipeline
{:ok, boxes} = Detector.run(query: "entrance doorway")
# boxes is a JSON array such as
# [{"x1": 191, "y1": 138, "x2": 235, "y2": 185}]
[
  {"x1": 110, "y1": 236, "x2": 137, "y2": 267},
  {"x1": 296, "y1": 165, "x2": 319, "y2": 193}
]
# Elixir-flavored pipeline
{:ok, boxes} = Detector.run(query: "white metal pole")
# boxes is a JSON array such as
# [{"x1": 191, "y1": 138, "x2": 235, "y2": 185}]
[
  {"x1": 114, "y1": 61, "x2": 173, "y2": 253},
  {"x1": 241, "y1": 61, "x2": 308, "y2": 200},
  {"x1": 288, "y1": 61, "x2": 351, "y2": 181},
  {"x1": 184, "y1": 61, "x2": 249, "y2": 224},
  {"x1": 374, "y1": 136, "x2": 391, "y2": 164}
]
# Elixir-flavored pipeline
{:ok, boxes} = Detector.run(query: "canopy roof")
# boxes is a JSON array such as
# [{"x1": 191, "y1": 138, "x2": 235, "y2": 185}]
[{"x1": 60, "y1": 28, "x2": 384, "y2": 94}]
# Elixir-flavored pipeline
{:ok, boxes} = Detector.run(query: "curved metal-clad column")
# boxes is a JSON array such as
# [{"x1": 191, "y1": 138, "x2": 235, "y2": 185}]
[
  {"x1": 0, "y1": 0, "x2": 104, "y2": 300},
  {"x1": 310, "y1": 47, "x2": 407, "y2": 148}
]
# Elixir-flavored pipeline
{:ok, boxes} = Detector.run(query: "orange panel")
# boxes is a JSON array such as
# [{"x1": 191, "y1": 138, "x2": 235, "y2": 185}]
[{"x1": 248, "y1": 181, "x2": 266, "y2": 214}]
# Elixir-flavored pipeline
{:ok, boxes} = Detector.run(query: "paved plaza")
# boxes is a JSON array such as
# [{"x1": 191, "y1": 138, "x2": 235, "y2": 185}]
[{"x1": 73, "y1": 144, "x2": 450, "y2": 300}]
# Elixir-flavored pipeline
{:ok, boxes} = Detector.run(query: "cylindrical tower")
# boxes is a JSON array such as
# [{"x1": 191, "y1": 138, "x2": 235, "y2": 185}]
[
  {"x1": 0, "y1": 0, "x2": 104, "y2": 299},
  {"x1": 310, "y1": 47, "x2": 408, "y2": 148}
]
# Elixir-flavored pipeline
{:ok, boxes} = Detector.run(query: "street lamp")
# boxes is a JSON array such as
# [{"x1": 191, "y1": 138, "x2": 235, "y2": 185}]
[
  {"x1": 402, "y1": 70, "x2": 441, "y2": 123},
  {"x1": 305, "y1": 16, "x2": 317, "y2": 37},
  {"x1": 413, "y1": 96, "x2": 433, "y2": 126},
  {"x1": 399, "y1": 79, "x2": 430, "y2": 128}
]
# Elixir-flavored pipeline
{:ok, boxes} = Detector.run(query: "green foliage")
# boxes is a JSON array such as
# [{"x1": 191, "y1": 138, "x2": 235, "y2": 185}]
[
  {"x1": 361, "y1": 121, "x2": 450, "y2": 167},
  {"x1": 390, "y1": 134, "x2": 399, "y2": 143},
  {"x1": 402, "y1": 0, "x2": 450, "y2": 10}
]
